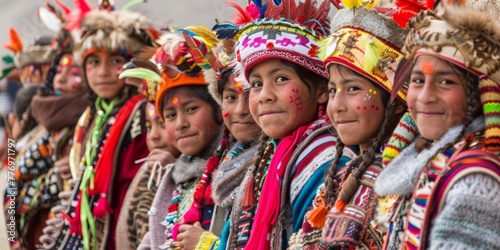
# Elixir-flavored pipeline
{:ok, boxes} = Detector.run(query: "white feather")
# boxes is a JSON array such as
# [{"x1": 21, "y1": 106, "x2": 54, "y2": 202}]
[{"x1": 39, "y1": 7, "x2": 62, "y2": 33}]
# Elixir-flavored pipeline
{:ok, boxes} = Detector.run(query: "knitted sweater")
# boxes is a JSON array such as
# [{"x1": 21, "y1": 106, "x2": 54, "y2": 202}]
[{"x1": 375, "y1": 117, "x2": 500, "y2": 250}]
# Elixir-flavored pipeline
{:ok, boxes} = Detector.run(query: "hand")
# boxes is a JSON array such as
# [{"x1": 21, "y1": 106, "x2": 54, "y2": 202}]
[
  {"x1": 147, "y1": 148, "x2": 176, "y2": 168},
  {"x1": 177, "y1": 221, "x2": 204, "y2": 250},
  {"x1": 54, "y1": 156, "x2": 72, "y2": 181}
]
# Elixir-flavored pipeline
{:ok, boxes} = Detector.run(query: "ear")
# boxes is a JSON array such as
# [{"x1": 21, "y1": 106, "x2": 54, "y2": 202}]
[{"x1": 318, "y1": 91, "x2": 328, "y2": 104}]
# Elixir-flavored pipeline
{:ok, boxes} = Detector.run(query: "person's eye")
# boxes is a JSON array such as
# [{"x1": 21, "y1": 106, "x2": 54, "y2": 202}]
[
  {"x1": 111, "y1": 57, "x2": 125, "y2": 65},
  {"x1": 251, "y1": 80, "x2": 263, "y2": 88},
  {"x1": 163, "y1": 112, "x2": 176, "y2": 121},
  {"x1": 145, "y1": 125, "x2": 152, "y2": 132},
  {"x1": 224, "y1": 95, "x2": 237, "y2": 102},
  {"x1": 438, "y1": 79, "x2": 457, "y2": 85},
  {"x1": 276, "y1": 76, "x2": 289, "y2": 83},
  {"x1": 410, "y1": 77, "x2": 425, "y2": 85},
  {"x1": 328, "y1": 87, "x2": 337, "y2": 95},
  {"x1": 187, "y1": 106, "x2": 199, "y2": 113},
  {"x1": 346, "y1": 86, "x2": 360, "y2": 92}
]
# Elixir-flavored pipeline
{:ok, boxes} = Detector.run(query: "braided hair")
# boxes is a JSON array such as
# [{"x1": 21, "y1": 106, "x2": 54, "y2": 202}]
[{"x1": 323, "y1": 65, "x2": 405, "y2": 206}]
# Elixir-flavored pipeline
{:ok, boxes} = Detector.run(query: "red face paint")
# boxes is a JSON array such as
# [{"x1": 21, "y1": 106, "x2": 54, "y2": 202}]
[
  {"x1": 172, "y1": 96, "x2": 179, "y2": 106},
  {"x1": 422, "y1": 61, "x2": 434, "y2": 75},
  {"x1": 223, "y1": 112, "x2": 230, "y2": 118},
  {"x1": 288, "y1": 88, "x2": 303, "y2": 112}
]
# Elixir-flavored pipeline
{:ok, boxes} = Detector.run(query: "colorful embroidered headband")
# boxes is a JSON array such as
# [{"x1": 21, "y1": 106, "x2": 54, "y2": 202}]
[
  {"x1": 219, "y1": 0, "x2": 332, "y2": 81},
  {"x1": 319, "y1": 6, "x2": 409, "y2": 102},
  {"x1": 403, "y1": 3, "x2": 500, "y2": 151}
]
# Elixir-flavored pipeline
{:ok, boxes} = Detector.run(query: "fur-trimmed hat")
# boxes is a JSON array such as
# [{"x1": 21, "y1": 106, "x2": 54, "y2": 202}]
[
  {"x1": 403, "y1": 2, "x2": 500, "y2": 151},
  {"x1": 73, "y1": 10, "x2": 158, "y2": 64},
  {"x1": 319, "y1": 6, "x2": 409, "y2": 102}
]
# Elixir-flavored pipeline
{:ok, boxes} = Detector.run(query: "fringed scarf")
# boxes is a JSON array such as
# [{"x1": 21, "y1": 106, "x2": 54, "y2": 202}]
[
  {"x1": 66, "y1": 95, "x2": 144, "y2": 250},
  {"x1": 245, "y1": 124, "x2": 310, "y2": 250}
]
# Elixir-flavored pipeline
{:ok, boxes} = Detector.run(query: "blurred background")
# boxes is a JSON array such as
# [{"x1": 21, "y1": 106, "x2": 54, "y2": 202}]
[{"x1": 0, "y1": 0, "x2": 341, "y2": 56}]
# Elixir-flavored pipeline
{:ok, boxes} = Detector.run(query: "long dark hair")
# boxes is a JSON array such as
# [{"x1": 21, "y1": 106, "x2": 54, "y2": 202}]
[{"x1": 323, "y1": 64, "x2": 405, "y2": 205}]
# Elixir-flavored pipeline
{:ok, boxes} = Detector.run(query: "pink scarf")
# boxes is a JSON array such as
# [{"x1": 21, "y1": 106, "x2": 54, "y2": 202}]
[{"x1": 245, "y1": 124, "x2": 309, "y2": 250}]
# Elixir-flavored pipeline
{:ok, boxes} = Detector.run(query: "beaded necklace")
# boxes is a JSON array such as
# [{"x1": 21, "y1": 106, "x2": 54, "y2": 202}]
[
  {"x1": 78, "y1": 97, "x2": 117, "y2": 249},
  {"x1": 236, "y1": 138, "x2": 278, "y2": 247}
]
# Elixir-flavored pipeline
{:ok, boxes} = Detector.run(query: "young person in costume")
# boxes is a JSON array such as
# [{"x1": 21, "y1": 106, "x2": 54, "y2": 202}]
[
  {"x1": 374, "y1": 1, "x2": 500, "y2": 249},
  {"x1": 36, "y1": 2, "x2": 159, "y2": 249},
  {"x1": 167, "y1": 28, "x2": 261, "y2": 250},
  {"x1": 137, "y1": 37, "x2": 223, "y2": 250},
  {"x1": 213, "y1": 0, "x2": 342, "y2": 249},
  {"x1": 115, "y1": 53, "x2": 181, "y2": 250},
  {"x1": 287, "y1": 2, "x2": 409, "y2": 248},
  {"x1": 4, "y1": 3, "x2": 90, "y2": 248}
]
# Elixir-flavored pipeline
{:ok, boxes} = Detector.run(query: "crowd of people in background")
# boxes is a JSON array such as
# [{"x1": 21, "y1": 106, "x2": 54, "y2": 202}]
[{"x1": 1, "y1": 0, "x2": 499, "y2": 249}]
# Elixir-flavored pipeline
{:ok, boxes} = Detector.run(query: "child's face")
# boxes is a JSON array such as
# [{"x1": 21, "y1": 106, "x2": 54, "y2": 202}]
[
  {"x1": 53, "y1": 54, "x2": 83, "y2": 96},
  {"x1": 221, "y1": 75, "x2": 260, "y2": 142},
  {"x1": 407, "y1": 55, "x2": 467, "y2": 140},
  {"x1": 145, "y1": 103, "x2": 181, "y2": 156},
  {"x1": 327, "y1": 65, "x2": 385, "y2": 151},
  {"x1": 85, "y1": 52, "x2": 126, "y2": 100},
  {"x1": 162, "y1": 90, "x2": 219, "y2": 156},
  {"x1": 248, "y1": 59, "x2": 326, "y2": 139}
]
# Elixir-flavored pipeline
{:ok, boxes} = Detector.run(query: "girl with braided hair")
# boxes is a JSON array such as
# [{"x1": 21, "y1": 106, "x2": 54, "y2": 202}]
[
  {"x1": 289, "y1": 3, "x2": 409, "y2": 249},
  {"x1": 374, "y1": 1, "x2": 500, "y2": 249}
]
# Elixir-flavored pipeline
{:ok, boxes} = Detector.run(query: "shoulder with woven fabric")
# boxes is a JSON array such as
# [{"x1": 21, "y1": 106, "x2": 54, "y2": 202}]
[{"x1": 429, "y1": 172, "x2": 500, "y2": 250}]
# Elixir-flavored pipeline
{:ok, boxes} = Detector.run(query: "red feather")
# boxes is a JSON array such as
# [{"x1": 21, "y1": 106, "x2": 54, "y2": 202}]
[
  {"x1": 225, "y1": 0, "x2": 256, "y2": 25},
  {"x1": 392, "y1": 0, "x2": 432, "y2": 28},
  {"x1": 330, "y1": 0, "x2": 342, "y2": 9},
  {"x1": 55, "y1": 0, "x2": 72, "y2": 15},
  {"x1": 265, "y1": 0, "x2": 284, "y2": 18},
  {"x1": 283, "y1": 0, "x2": 298, "y2": 19},
  {"x1": 313, "y1": 0, "x2": 331, "y2": 35},
  {"x1": 296, "y1": 0, "x2": 316, "y2": 24}
]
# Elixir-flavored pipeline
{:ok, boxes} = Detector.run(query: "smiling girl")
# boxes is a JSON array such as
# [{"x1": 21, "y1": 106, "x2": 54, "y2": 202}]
[
  {"x1": 37, "y1": 9, "x2": 158, "y2": 250},
  {"x1": 375, "y1": 2, "x2": 500, "y2": 249},
  {"x1": 217, "y1": 0, "x2": 343, "y2": 249},
  {"x1": 297, "y1": 5, "x2": 409, "y2": 249},
  {"x1": 137, "y1": 40, "x2": 223, "y2": 250}
]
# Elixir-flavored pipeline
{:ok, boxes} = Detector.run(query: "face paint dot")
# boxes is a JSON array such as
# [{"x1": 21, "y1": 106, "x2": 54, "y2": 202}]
[
  {"x1": 337, "y1": 88, "x2": 341, "y2": 92},
  {"x1": 363, "y1": 106, "x2": 367, "y2": 110},
  {"x1": 373, "y1": 90, "x2": 377, "y2": 95},
  {"x1": 369, "y1": 89, "x2": 373, "y2": 93},
  {"x1": 375, "y1": 106, "x2": 379, "y2": 111},
  {"x1": 172, "y1": 96, "x2": 179, "y2": 106},
  {"x1": 356, "y1": 106, "x2": 360, "y2": 110},
  {"x1": 371, "y1": 105, "x2": 374, "y2": 108},
  {"x1": 422, "y1": 61, "x2": 434, "y2": 75},
  {"x1": 223, "y1": 112, "x2": 230, "y2": 118}
]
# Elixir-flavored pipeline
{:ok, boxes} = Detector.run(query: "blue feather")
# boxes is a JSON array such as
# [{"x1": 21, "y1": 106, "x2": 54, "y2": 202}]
[
  {"x1": 212, "y1": 22, "x2": 240, "y2": 39},
  {"x1": 251, "y1": 0, "x2": 266, "y2": 18}
]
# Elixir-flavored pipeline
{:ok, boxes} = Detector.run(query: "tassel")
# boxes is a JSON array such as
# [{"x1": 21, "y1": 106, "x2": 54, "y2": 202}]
[
  {"x1": 242, "y1": 178, "x2": 256, "y2": 207},
  {"x1": 172, "y1": 224, "x2": 181, "y2": 241},
  {"x1": 334, "y1": 198, "x2": 347, "y2": 211},
  {"x1": 93, "y1": 195, "x2": 113, "y2": 218},
  {"x1": 307, "y1": 204, "x2": 328, "y2": 228}
]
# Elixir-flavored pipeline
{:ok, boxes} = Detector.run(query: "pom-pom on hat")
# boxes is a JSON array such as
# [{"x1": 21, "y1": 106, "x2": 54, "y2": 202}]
[{"x1": 319, "y1": 1, "x2": 409, "y2": 102}]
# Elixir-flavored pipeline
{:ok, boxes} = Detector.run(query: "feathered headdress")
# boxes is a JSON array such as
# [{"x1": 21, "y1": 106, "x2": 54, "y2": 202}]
[
  {"x1": 178, "y1": 25, "x2": 241, "y2": 105},
  {"x1": 3, "y1": 28, "x2": 54, "y2": 70},
  {"x1": 318, "y1": 0, "x2": 410, "y2": 102},
  {"x1": 220, "y1": 0, "x2": 333, "y2": 82},
  {"x1": 402, "y1": 1, "x2": 500, "y2": 152}
]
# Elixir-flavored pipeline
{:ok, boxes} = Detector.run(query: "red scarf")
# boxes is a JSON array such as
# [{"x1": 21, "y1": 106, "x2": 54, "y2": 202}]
[{"x1": 245, "y1": 124, "x2": 309, "y2": 250}]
